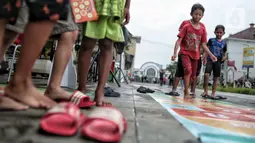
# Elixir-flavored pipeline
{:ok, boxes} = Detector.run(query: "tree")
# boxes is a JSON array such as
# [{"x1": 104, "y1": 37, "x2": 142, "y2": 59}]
[{"x1": 166, "y1": 61, "x2": 177, "y2": 75}]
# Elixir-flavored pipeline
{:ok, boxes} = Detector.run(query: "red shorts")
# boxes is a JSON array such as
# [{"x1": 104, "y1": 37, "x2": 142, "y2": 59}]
[{"x1": 181, "y1": 54, "x2": 198, "y2": 79}]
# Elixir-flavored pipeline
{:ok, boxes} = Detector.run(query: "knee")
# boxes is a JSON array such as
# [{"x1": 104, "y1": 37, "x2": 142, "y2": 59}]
[
  {"x1": 99, "y1": 39, "x2": 113, "y2": 52},
  {"x1": 184, "y1": 67, "x2": 192, "y2": 77},
  {"x1": 71, "y1": 30, "x2": 79, "y2": 42},
  {"x1": 59, "y1": 32, "x2": 72, "y2": 44},
  {"x1": 60, "y1": 30, "x2": 78, "y2": 43},
  {"x1": 3, "y1": 30, "x2": 19, "y2": 48},
  {"x1": 81, "y1": 37, "x2": 96, "y2": 51},
  {"x1": 204, "y1": 73, "x2": 210, "y2": 77}
]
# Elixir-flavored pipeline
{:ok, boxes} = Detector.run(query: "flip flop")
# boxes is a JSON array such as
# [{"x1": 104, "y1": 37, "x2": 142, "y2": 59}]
[
  {"x1": 137, "y1": 86, "x2": 147, "y2": 93},
  {"x1": 201, "y1": 93, "x2": 211, "y2": 99},
  {"x1": 104, "y1": 87, "x2": 121, "y2": 97},
  {"x1": 165, "y1": 91, "x2": 180, "y2": 96},
  {"x1": 40, "y1": 102, "x2": 85, "y2": 136},
  {"x1": 210, "y1": 95, "x2": 227, "y2": 100},
  {"x1": 215, "y1": 95, "x2": 227, "y2": 99},
  {"x1": 81, "y1": 107, "x2": 127, "y2": 143},
  {"x1": 145, "y1": 88, "x2": 155, "y2": 93},
  {"x1": 59, "y1": 91, "x2": 96, "y2": 108},
  {"x1": 190, "y1": 93, "x2": 196, "y2": 98}
]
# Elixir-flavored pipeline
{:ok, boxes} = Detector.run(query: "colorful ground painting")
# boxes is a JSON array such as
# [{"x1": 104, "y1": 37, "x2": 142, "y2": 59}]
[{"x1": 150, "y1": 92, "x2": 255, "y2": 143}]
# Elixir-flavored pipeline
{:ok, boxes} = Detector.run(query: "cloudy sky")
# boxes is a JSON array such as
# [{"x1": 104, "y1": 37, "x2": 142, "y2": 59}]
[{"x1": 126, "y1": 0, "x2": 255, "y2": 69}]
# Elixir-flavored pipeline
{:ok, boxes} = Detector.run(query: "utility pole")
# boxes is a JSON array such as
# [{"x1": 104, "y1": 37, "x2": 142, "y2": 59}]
[{"x1": 247, "y1": 67, "x2": 249, "y2": 79}]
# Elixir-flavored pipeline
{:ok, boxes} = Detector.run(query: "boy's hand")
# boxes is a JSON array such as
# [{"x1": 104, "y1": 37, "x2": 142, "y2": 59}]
[
  {"x1": 171, "y1": 55, "x2": 176, "y2": 61},
  {"x1": 203, "y1": 58, "x2": 207, "y2": 65},
  {"x1": 123, "y1": 8, "x2": 130, "y2": 25},
  {"x1": 211, "y1": 55, "x2": 217, "y2": 62},
  {"x1": 222, "y1": 56, "x2": 227, "y2": 62}
]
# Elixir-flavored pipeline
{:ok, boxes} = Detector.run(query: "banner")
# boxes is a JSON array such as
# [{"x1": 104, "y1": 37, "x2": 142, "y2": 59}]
[{"x1": 242, "y1": 47, "x2": 254, "y2": 68}]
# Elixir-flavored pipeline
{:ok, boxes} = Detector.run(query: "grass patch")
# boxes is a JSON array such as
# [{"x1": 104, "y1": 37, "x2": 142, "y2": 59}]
[{"x1": 217, "y1": 87, "x2": 255, "y2": 95}]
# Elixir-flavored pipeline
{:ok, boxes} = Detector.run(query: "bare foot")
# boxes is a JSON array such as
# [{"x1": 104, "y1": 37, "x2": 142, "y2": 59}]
[
  {"x1": 0, "y1": 86, "x2": 4, "y2": 91},
  {"x1": 94, "y1": 89, "x2": 112, "y2": 107},
  {"x1": 44, "y1": 87, "x2": 71, "y2": 101},
  {"x1": 184, "y1": 95, "x2": 193, "y2": 99},
  {"x1": 0, "y1": 96, "x2": 29, "y2": 110},
  {"x1": 4, "y1": 81, "x2": 56, "y2": 109},
  {"x1": 77, "y1": 87, "x2": 86, "y2": 93}
]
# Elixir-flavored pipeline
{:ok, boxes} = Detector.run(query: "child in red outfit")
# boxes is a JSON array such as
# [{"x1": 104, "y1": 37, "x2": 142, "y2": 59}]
[{"x1": 172, "y1": 3, "x2": 217, "y2": 98}]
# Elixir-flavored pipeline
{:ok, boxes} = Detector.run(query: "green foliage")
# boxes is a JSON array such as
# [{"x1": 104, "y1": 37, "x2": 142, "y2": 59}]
[
  {"x1": 217, "y1": 87, "x2": 255, "y2": 95},
  {"x1": 166, "y1": 61, "x2": 177, "y2": 74}
]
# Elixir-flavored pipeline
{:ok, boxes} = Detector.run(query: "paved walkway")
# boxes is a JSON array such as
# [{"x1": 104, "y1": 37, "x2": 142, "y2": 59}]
[
  {"x1": 1, "y1": 81, "x2": 255, "y2": 143},
  {"x1": 0, "y1": 83, "x2": 196, "y2": 143}
]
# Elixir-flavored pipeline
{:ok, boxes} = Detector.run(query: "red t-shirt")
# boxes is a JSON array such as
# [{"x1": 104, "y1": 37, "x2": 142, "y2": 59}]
[
  {"x1": 179, "y1": 20, "x2": 205, "y2": 31},
  {"x1": 178, "y1": 22, "x2": 207, "y2": 60}
]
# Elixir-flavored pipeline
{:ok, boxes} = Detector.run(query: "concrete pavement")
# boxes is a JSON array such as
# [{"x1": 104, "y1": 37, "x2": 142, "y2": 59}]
[
  {"x1": 132, "y1": 82, "x2": 255, "y2": 108},
  {"x1": 1, "y1": 78, "x2": 255, "y2": 143},
  {"x1": 0, "y1": 82, "x2": 197, "y2": 143}
]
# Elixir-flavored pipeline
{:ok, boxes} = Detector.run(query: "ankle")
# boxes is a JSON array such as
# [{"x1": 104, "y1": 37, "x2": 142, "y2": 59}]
[
  {"x1": 47, "y1": 83, "x2": 60, "y2": 91},
  {"x1": 184, "y1": 89, "x2": 189, "y2": 94},
  {"x1": 10, "y1": 75, "x2": 30, "y2": 86},
  {"x1": 77, "y1": 86, "x2": 86, "y2": 92}
]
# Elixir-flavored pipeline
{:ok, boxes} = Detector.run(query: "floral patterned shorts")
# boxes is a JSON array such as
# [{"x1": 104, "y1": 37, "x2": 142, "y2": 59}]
[{"x1": 0, "y1": 0, "x2": 69, "y2": 22}]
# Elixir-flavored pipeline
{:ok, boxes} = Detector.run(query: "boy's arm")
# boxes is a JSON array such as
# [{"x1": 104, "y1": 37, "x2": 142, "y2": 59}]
[
  {"x1": 202, "y1": 43, "x2": 217, "y2": 62},
  {"x1": 125, "y1": 0, "x2": 131, "y2": 8},
  {"x1": 123, "y1": 0, "x2": 131, "y2": 25},
  {"x1": 222, "y1": 44, "x2": 227, "y2": 61},
  {"x1": 201, "y1": 29, "x2": 217, "y2": 62},
  {"x1": 203, "y1": 39, "x2": 211, "y2": 61},
  {"x1": 173, "y1": 38, "x2": 182, "y2": 56},
  {"x1": 172, "y1": 25, "x2": 187, "y2": 61}
]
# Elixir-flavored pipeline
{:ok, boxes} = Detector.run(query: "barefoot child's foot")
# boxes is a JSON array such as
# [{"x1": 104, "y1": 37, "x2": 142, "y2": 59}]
[
  {"x1": 0, "y1": 96, "x2": 29, "y2": 110},
  {"x1": 94, "y1": 89, "x2": 112, "y2": 107},
  {"x1": 4, "y1": 80, "x2": 56, "y2": 109},
  {"x1": 77, "y1": 87, "x2": 86, "y2": 93},
  {"x1": 44, "y1": 87, "x2": 71, "y2": 101}
]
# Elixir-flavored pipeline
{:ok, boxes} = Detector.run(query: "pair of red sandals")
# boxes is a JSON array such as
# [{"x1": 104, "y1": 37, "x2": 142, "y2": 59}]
[{"x1": 40, "y1": 91, "x2": 127, "y2": 143}]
